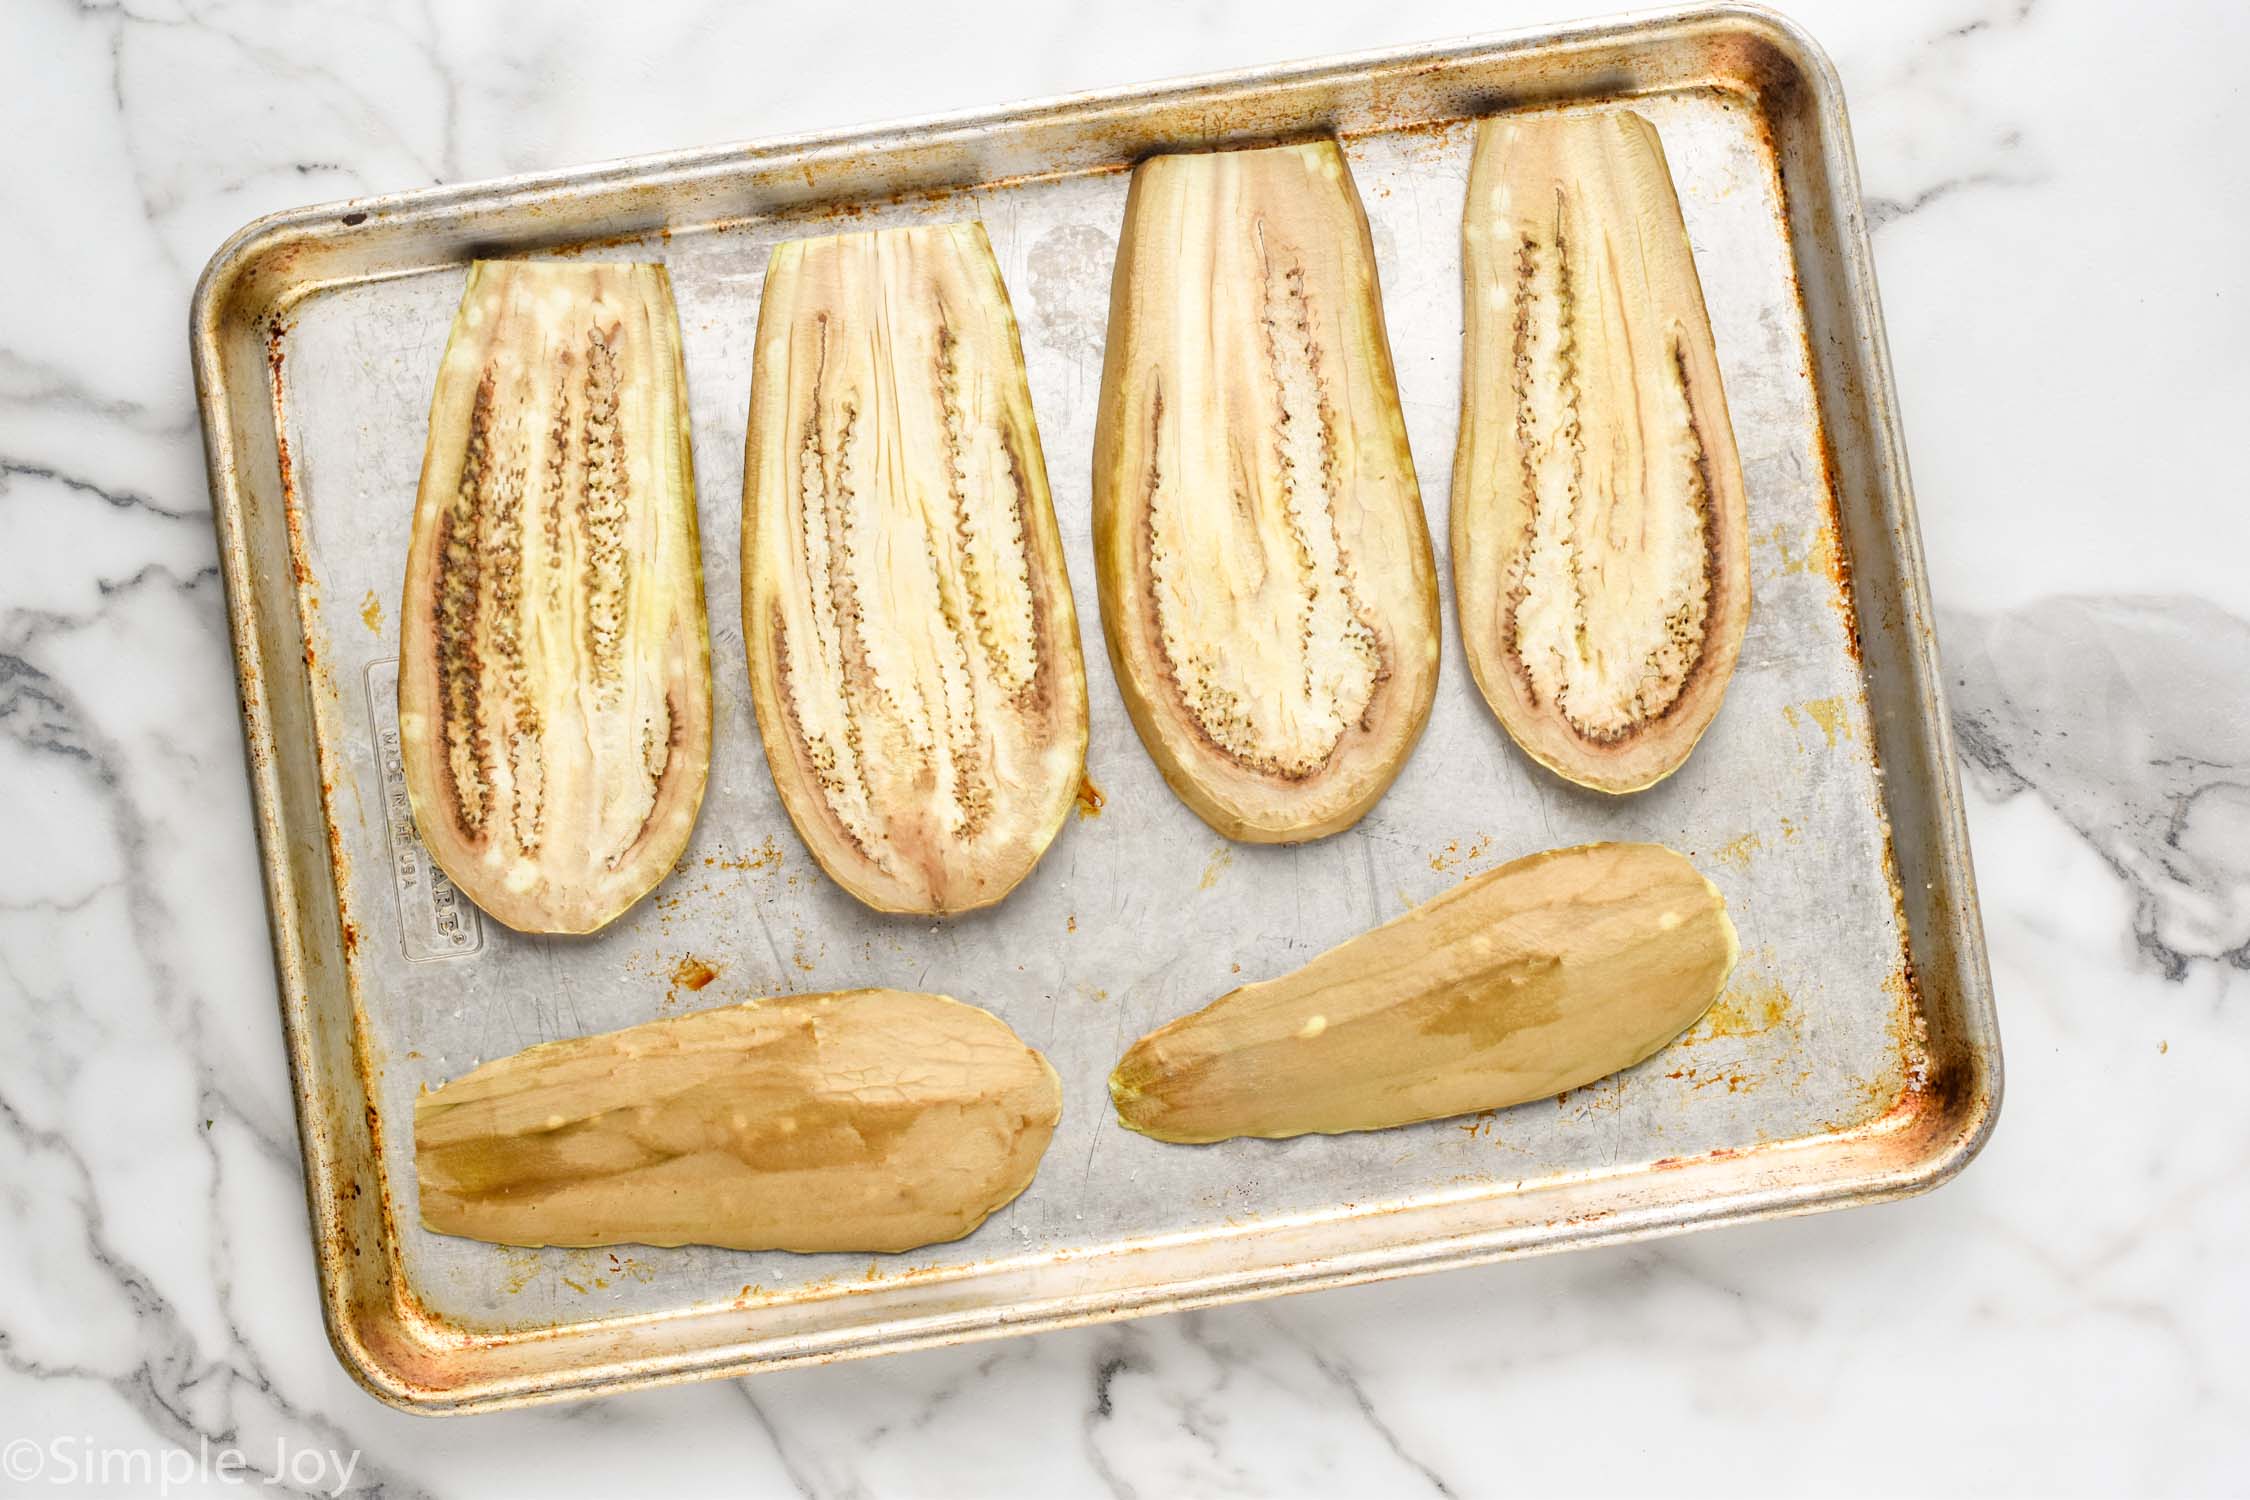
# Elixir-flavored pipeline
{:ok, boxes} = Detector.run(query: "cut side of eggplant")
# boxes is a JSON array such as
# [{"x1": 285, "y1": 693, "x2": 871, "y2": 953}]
[
  {"x1": 1453, "y1": 111, "x2": 1751, "y2": 794},
  {"x1": 399, "y1": 261, "x2": 710, "y2": 935},
  {"x1": 742, "y1": 223, "x2": 1088, "y2": 916},
  {"x1": 1111, "y1": 842, "x2": 1737, "y2": 1143},
  {"x1": 414, "y1": 989, "x2": 1062, "y2": 1254},
  {"x1": 1093, "y1": 140, "x2": 1440, "y2": 843}
]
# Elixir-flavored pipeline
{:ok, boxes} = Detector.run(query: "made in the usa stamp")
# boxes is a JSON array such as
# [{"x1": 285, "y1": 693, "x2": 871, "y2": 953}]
[{"x1": 364, "y1": 658, "x2": 483, "y2": 962}]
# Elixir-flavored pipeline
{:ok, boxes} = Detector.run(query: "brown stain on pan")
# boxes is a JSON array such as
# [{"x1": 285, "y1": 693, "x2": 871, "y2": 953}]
[
  {"x1": 1692, "y1": 971, "x2": 1795, "y2": 1041},
  {"x1": 1707, "y1": 829, "x2": 1763, "y2": 870},
  {"x1": 1811, "y1": 419, "x2": 1862, "y2": 666},
  {"x1": 1661, "y1": 955, "x2": 1807, "y2": 1097},
  {"x1": 1073, "y1": 775, "x2": 1105, "y2": 819},
  {"x1": 704, "y1": 835, "x2": 785, "y2": 873},
  {"x1": 268, "y1": 318, "x2": 315, "y2": 602},
  {"x1": 1781, "y1": 696, "x2": 1856, "y2": 752},
  {"x1": 668, "y1": 955, "x2": 720, "y2": 1004},
  {"x1": 1876, "y1": 958, "x2": 1932, "y2": 1103},
  {"x1": 1744, "y1": 86, "x2": 1864, "y2": 670},
  {"x1": 269, "y1": 311, "x2": 425, "y2": 1375},
  {"x1": 1649, "y1": 1144, "x2": 1745, "y2": 1172},
  {"x1": 1428, "y1": 833, "x2": 1492, "y2": 873}
]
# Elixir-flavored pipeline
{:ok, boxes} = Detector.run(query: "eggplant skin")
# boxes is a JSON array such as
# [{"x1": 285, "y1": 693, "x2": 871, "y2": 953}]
[
  {"x1": 414, "y1": 989, "x2": 1062, "y2": 1255},
  {"x1": 1093, "y1": 140, "x2": 1440, "y2": 844},
  {"x1": 742, "y1": 223, "x2": 1089, "y2": 916},
  {"x1": 1453, "y1": 111, "x2": 1751, "y2": 795},
  {"x1": 1111, "y1": 842, "x2": 1738, "y2": 1143},
  {"x1": 399, "y1": 261, "x2": 711, "y2": 934}
]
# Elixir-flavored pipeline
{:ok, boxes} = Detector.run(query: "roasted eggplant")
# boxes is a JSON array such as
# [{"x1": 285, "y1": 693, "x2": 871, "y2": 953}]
[
  {"x1": 416, "y1": 989, "x2": 1062, "y2": 1254},
  {"x1": 1112, "y1": 842, "x2": 1737, "y2": 1143},
  {"x1": 399, "y1": 261, "x2": 711, "y2": 934},
  {"x1": 1093, "y1": 140, "x2": 1440, "y2": 843},
  {"x1": 1453, "y1": 111, "x2": 1751, "y2": 793},
  {"x1": 742, "y1": 223, "x2": 1088, "y2": 915}
]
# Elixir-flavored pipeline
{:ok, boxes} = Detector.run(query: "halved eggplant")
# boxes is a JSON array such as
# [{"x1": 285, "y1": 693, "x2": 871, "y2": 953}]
[
  {"x1": 1111, "y1": 842, "x2": 1737, "y2": 1143},
  {"x1": 1453, "y1": 110, "x2": 1751, "y2": 793},
  {"x1": 415, "y1": 989, "x2": 1062, "y2": 1254},
  {"x1": 742, "y1": 223, "x2": 1088, "y2": 915},
  {"x1": 399, "y1": 261, "x2": 710, "y2": 934},
  {"x1": 1093, "y1": 140, "x2": 1440, "y2": 843}
]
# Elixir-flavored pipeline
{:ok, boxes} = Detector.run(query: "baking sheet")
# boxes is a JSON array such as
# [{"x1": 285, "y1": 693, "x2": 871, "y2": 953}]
[{"x1": 194, "y1": 4, "x2": 1998, "y2": 1411}]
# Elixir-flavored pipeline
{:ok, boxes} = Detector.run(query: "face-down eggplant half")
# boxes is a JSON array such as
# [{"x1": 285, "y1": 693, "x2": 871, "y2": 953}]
[
  {"x1": 1112, "y1": 842, "x2": 1739, "y2": 1143},
  {"x1": 415, "y1": 988, "x2": 1063, "y2": 1255}
]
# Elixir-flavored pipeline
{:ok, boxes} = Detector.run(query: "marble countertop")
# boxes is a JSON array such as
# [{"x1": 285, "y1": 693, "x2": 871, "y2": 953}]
[{"x1": 4, "y1": 0, "x2": 2245, "y2": 1494}]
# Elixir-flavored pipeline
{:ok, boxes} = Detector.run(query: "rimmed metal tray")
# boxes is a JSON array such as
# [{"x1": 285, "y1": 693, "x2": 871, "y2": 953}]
[{"x1": 191, "y1": 2, "x2": 2000, "y2": 1413}]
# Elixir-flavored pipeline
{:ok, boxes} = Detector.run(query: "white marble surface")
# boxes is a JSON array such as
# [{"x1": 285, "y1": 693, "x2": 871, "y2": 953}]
[{"x1": 2, "y1": 0, "x2": 2245, "y2": 1494}]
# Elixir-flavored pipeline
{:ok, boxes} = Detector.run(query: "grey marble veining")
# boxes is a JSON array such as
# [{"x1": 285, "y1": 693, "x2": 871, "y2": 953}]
[
  {"x1": 3, "y1": 0, "x2": 2246, "y2": 1494},
  {"x1": 1947, "y1": 597, "x2": 2250, "y2": 979}
]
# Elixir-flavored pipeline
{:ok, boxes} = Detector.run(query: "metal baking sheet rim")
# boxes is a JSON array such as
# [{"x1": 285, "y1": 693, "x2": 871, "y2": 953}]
[{"x1": 190, "y1": 1, "x2": 2001, "y2": 1414}]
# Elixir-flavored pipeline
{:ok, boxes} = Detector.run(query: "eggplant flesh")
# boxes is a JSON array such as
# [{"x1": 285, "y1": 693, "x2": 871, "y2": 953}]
[
  {"x1": 1093, "y1": 140, "x2": 1440, "y2": 843},
  {"x1": 399, "y1": 260, "x2": 711, "y2": 935},
  {"x1": 742, "y1": 223, "x2": 1088, "y2": 915},
  {"x1": 1453, "y1": 111, "x2": 1751, "y2": 794}
]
